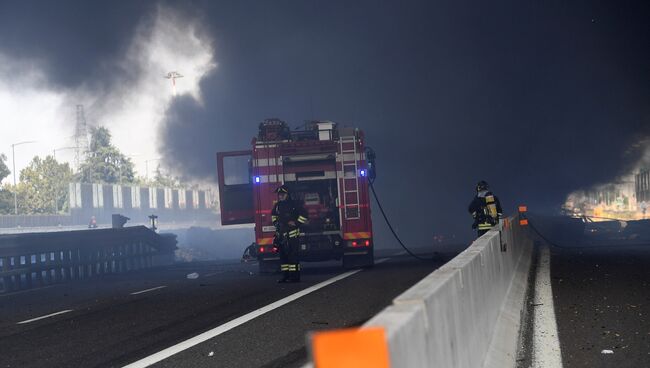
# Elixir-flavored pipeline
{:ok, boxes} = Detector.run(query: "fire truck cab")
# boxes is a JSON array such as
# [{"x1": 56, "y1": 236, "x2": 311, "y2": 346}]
[{"x1": 217, "y1": 119, "x2": 375, "y2": 273}]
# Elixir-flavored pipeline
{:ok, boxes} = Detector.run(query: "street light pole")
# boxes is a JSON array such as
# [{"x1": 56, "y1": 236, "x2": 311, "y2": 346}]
[
  {"x1": 12, "y1": 144, "x2": 16, "y2": 215},
  {"x1": 53, "y1": 146, "x2": 76, "y2": 159},
  {"x1": 11, "y1": 140, "x2": 37, "y2": 215}
]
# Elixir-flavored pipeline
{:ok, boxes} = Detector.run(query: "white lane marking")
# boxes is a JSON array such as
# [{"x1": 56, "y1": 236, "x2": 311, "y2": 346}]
[
  {"x1": 130, "y1": 286, "x2": 167, "y2": 295},
  {"x1": 17, "y1": 309, "x2": 73, "y2": 325},
  {"x1": 532, "y1": 245, "x2": 563, "y2": 368},
  {"x1": 122, "y1": 269, "x2": 362, "y2": 368},
  {"x1": 392, "y1": 251, "x2": 407, "y2": 256},
  {"x1": 376, "y1": 258, "x2": 390, "y2": 264}
]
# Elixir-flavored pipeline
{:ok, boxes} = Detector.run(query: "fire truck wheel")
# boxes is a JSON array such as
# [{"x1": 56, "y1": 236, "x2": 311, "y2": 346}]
[{"x1": 258, "y1": 260, "x2": 280, "y2": 274}]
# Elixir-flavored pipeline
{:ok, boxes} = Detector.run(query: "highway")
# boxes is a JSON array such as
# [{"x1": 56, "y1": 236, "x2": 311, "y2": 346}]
[
  {"x1": 550, "y1": 244, "x2": 650, "y2": 368},
  {"x1": 4, "y1": 218, "x2": 649, "y2": 368},
  {"x1": 0, "y1": 248, "x2": 445, "y2": 368},
  {"x1": 515, "y1": 217, "x2": 650, "y2": 368}
]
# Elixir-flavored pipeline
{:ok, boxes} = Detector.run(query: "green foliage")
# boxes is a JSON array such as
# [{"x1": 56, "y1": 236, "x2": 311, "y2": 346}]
[
  {"x1": 150, "y1": 165, "x2": 182, "y2": 188},
  {"x1": 0, "y1": 153, "x2": 9, "y2": 182},
  {"x1": 0, "y1": 185, "x2": 13, "y2": 215},
  {"x1": 14, "y1": 155, "x2": 73, "y2": 214},
  {"x1": 89, "y1": 126, "x2": 111, "y2": 152},
  {"x1": 0, "y1": 154, "x2": 12, "y2": 214},
  {"x1": 78, "y1": 126, "x2": 135, "y2": 184},
  {"x1": 0, "y1": 126, "x2": 198, "y2": 215}
]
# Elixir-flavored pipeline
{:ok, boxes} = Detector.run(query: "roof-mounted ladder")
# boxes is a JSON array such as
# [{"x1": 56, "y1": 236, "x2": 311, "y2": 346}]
[{"x1": 339, "y1": 135, "x2": 360, "y2": 220}]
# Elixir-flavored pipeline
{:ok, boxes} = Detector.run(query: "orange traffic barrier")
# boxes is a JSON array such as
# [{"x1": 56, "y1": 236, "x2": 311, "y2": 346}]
[
  {"x1": 312, "y1": 327, "x2": 390, "y2": 368},
  {"x1": 518, "y1": 205, "x2": 527, "y2": 213},
  {"x1": 519, "y1": 218, "x2": 529, "y2": 226}
]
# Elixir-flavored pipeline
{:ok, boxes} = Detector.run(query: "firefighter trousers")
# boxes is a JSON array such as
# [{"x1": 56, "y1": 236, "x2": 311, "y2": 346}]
[{"x1": 278, "y1": 229, "x2": 300, "y2": 281}]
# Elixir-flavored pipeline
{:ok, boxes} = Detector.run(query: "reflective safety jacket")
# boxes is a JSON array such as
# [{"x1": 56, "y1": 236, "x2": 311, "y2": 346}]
[
  {"x1": 468, "y1": 191, "x2": 503, "y2": 231},
  {"x1": 271, "y1": 198, "x2": 308, "y2": 238}
]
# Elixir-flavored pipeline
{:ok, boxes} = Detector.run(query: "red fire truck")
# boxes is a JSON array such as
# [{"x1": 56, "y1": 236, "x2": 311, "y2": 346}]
[{"x1": 217, "y1": 119, "x2": 376, "y2": 273}]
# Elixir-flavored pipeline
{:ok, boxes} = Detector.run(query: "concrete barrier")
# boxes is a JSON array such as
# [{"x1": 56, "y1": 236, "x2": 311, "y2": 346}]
[
  {"x1": 361, "y1": 218, "x2": 533, "y2": 367},
  {"x1": 305, "y1": 218, "x2": 534, "y2": 367}
]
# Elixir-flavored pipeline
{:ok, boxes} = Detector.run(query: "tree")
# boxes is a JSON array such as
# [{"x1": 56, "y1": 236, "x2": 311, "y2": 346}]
[
  {"x1": 150, "y1": 165, "x2": 181, "y2": 188},
  {"x1": 0, "y1": 153, "x2": 9, "y2": 182},
  {"x1": 78, "y1": 126, "x2": 136, "y2": 184},
  {"x1": 0, "y1": 186, "x2": 13, "y2": 214},
  {"x1": 15, "y1": 155, "x2": 73, "y2": 214},
  {"x1": 0, "y1": 154, "x2": 12, "y2": 214}
]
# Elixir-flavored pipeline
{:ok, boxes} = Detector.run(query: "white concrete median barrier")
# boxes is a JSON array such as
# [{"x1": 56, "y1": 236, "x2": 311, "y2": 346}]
[
  {"x1": 306, "y1": 218, "x2": 534, "y2": 367},
  {"x1": 365, "y1": 302, "x2": 430, "y2": 366}
]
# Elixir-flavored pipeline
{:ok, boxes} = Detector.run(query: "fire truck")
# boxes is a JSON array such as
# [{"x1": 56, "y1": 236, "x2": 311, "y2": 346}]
[{"x1": 217, "y1": 119, "x2": 376, "y2": 273}]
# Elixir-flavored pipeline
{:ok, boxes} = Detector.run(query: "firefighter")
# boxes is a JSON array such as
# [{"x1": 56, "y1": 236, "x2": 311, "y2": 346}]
[
  {"x1": 468, "y1": 180, "x2": 503, "y2": 237},
  {"x1": 272, "y1": 185, "x2": 308, "y2": 283}
]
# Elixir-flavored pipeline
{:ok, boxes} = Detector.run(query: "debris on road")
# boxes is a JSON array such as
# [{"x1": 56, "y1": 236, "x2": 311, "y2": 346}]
[
  {"x1": 601, "y1": 349, "x2": 614, "y2": 354},
  {"x1": 208, "y1": 351, "x2": 214, "y2": 357}
]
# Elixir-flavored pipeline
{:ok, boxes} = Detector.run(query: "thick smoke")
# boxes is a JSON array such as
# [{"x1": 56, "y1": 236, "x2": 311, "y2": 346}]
[
  {"x1": 160, "y1": 1, "x2": 650, "y2": 242},
  {"x1": 0, "y1": 2, "x2": 215, "y2": 176},
  {"x1": 0, "y1": 1, "x2": 152, "y2": 89},
  {"x1": 1, "y1": 1, "x2": 649, "y2": 243}
]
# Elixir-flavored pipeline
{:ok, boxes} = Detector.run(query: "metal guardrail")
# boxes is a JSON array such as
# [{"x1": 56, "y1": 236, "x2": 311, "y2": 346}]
[{"x1": 0, "y1": 226, "x2": 177, "y2": 293}]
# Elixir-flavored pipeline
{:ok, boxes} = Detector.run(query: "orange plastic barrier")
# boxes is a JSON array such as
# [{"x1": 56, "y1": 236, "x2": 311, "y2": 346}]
[{"x1": 312, "y1": 327, "x2": 390, "y2": 368}]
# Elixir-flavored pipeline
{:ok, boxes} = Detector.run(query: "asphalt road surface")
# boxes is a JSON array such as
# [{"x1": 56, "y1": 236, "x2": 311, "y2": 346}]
[
  {"x1": 0, "y1": 248, "x2": 447, "y2": 368},
  {"x1": 550, "y1": 244, "x2": 650, "y2": 368}
]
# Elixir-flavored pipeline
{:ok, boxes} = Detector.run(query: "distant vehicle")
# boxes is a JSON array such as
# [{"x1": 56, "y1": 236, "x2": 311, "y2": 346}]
[{"x1": 217, "y1": 119, "x2": 376, "y2": 273}]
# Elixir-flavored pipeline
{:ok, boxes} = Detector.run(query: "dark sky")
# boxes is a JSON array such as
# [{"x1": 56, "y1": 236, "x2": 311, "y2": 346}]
[{"x1": 1, "y1": 0, "x2": 649, "y2": 243}]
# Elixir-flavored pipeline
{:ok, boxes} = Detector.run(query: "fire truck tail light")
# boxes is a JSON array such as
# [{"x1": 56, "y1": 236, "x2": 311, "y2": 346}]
[
  {"x1": 349, "y1": 240, "x2": 371, "y2": 247},
  {"x1": 259, "y1": 246, "x2": 265, "y2": 253}
]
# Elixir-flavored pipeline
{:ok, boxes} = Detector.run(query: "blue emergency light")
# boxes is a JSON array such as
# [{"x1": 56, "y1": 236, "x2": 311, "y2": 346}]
[
  {"x1": 254, "y1": 176, "x2": 261, "y2": 183},
  {"x1": 360, "y1": 169, "x2": 367, "y2": 177}
]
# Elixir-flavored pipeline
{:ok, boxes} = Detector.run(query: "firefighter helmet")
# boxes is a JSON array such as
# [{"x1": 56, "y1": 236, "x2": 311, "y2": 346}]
[
  {"x1": 275, "y1": 185, "x2": 290, "y2": 194},
  {"x1": 476, "y1": 180, "x2": 489, "y2": 192}
]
